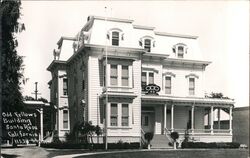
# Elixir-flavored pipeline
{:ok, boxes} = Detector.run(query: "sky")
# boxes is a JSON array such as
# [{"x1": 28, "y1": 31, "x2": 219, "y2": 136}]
[{"x1": 17, "y1": 1, "x2": 249, "y2": 107}]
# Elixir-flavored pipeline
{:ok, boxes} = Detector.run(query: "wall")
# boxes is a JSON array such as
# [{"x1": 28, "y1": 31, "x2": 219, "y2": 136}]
[{"x1": 233, "y1": 107, "x2": 249, "y2": 146}]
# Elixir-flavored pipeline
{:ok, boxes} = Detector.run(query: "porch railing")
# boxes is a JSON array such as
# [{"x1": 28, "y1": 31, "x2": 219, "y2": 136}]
[{"x1": 171, "y1": 129, "x2": 231, "y2": 135}]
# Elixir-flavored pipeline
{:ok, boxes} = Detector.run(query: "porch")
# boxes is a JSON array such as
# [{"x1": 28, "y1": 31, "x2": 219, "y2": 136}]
[{"x1": 141, "y1": 95, "x2": 234, "y2": 143}]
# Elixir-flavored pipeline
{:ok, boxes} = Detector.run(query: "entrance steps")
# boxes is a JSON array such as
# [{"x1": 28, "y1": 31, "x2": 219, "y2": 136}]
[{"x1": 151, "y1": 134, "x2": 173, "y2": 149}]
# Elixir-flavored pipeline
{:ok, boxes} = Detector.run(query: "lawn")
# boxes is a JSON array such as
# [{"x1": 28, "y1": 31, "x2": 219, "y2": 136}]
[{"x1": 74, "y1": 149, "x2": 249, "y2": 158}]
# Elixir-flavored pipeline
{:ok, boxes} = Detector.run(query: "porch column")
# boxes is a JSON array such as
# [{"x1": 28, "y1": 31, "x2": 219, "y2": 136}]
[
  {"x1": 218, "y1": 108, "x2": 221, "y2": 129},
  {"x1": 40, "y1": 107, "x2": 43, "y2": 142},
  {"x1": 229, "y1": 106, "x2": 232, "y2": 135},
  {"x1": 191, "y1": 105, "x2": 194, "y2": 134},
  {"x1": 171, "y1": 104, "x2": 174, "y2": 132},
  {"x1": 210, "y1": 106, "x2": 214, "y2": 135},
  {"x1": 164, "y1": 104, "x2": 167, "y2": 133}
]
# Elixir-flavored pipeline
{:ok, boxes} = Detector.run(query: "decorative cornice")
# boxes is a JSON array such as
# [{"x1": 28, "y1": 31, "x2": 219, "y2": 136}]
[
  {"x1": 185, "y1": 73, "x2": 199, "y2": 79},
  {"x1": 163, "y1": 72, "x2": 176, "y2": 77},
  {"x1": 142, "y1": 67, "x2": 159, "y2": 73},
  {"x1": 133, "y1": 25, "x2": 155, "y2": 30}
]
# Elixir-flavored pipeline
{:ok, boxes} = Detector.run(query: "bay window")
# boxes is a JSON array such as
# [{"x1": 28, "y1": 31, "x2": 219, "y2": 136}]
[
  {"x1": 122, "y1": 104, "x2": 129, "y2": 126},
  {"x1": 110, "y1": 103, "x2": 118, "y2": 126},
  {"x1": 110, "y1": 65, "x2": 118, "y2": 86}
]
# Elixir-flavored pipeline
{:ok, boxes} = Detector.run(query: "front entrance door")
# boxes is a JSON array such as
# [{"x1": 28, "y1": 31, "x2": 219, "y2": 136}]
[{"x1": 141, "y1": 112, "x2": 155, "y2": 133}]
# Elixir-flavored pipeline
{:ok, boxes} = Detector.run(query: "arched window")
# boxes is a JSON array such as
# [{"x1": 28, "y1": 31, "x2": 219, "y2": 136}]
[
  {"x1": 139, "y1": 36, "x2": 155, "y2": 52},
  {"x1": 173, "y1": 43, "x2": 187, "y2": 58},
  {"x1": 144, "y1": 39, "x2": 151, "y2": 52},
  {"x1": 107, "y1": 28, "x2": 123, "y2": 46},
  {"x1": 112, "y1": 31, "x2": 119, "y2": 46}
]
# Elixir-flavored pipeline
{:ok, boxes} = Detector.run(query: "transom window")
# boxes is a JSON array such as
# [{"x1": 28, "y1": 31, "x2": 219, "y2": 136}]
[{"x1": 112, "y1": 31, "x2": 119, "y2": 46}]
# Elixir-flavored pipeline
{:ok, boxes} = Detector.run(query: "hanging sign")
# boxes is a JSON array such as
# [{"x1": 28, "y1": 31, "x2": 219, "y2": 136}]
[{"x1": 144, "y1": 84, "x2": 161, "y2": 95}]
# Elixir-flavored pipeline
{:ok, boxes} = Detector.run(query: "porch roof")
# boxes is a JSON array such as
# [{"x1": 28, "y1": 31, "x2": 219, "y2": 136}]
[{"x1": 141, "y1": 95, "x2": 234, "y2": 107}]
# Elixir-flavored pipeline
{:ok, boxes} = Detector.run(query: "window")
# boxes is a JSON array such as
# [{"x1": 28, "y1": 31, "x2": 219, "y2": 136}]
[
  {"x1": 141, "y1": 72, "x2": 147, "y2": 90},
  {"x1": 121, "y1": 65, "x2": 129, "y2": 86},
  {"x1": 110, "y1": 103, "x2": 118, "y2": 126},
  {"x1": 144, "y1": 39, "x2": 151, "y2": 52},
  {"x1": 112, "y1": 31, "x2": 119, "y2": 46},
  {"x1": 144, "y1": 116, "x2": 149, "y2": 126},
  {"x1": 63, "y1": 110, "x2": 69, "y2": 129},
  {"x1": 122, "y1": 104, "x2": 129, "y2": 126},
  {"x1": 63, "y1": 78, "x2": 68, "y2": 95},
  {"x1": 177, "y1": 46, "x2": 184, "y2": 58},
  {"x1": 165, "y1": 76, "x2": 171, "y2": 94},
  {"x1": 82, "y1": 72, "x2": 85, "y2": 90},
  {"x1": 189, "y1": 78, "x2": 195, "y2": 95},
  {"x1": 149, "y1": 73, "x2": 154, "y2": 84},
  {"x1": 110, "y1": 65, "x2": 118, "y2": 85}
]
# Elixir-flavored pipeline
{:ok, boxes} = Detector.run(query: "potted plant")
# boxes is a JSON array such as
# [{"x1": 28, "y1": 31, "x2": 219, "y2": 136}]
[
  {"x1": 171, "y1": 131, "x2": 179, "y2": 149},
  {"x1": 144, "y1": 132, "x2": 154, "y2": 149}
]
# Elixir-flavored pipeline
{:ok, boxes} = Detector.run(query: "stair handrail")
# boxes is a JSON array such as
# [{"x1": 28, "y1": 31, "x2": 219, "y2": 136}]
[
  {"x1": 164, "y1": 128, "x2": 173, "y2": 142},
  {"x1": 141, "y1": 128, "x2": 147, "y2": 146}
]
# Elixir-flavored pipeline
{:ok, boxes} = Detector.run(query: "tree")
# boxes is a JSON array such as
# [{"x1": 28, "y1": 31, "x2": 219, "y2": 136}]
[
  {"x1": 208, "y1": 92, "x2": 230, "y2": 99},
  {"x1": 1, "y1": 0, "x2": 25, "y2": 112}
]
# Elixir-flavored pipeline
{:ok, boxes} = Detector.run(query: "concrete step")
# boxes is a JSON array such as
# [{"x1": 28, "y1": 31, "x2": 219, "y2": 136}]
[{"x1": 151, "y1": 134, "x2": 173, "y2": 149}]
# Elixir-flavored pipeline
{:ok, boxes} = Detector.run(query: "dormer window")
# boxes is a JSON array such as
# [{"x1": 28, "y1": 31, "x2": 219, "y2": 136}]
[
  {"x1": 112, "y1": 31, "x2": 119, "y2": 46},
  {"x1": 173, "y1": 43, "x2": 187, "y2": 58},
  {"x1": 177, "y1": 46, "x2": 184, "y2": 58},
  {"x1": 107, "y1": 28, "x2": 124, "y2": 46},
  {"x1": 144, "y1": 39, "x2": 151, "y2": 52},
  {"x1": 139, "y1": 36, "x2": 155, "y2": 52}
]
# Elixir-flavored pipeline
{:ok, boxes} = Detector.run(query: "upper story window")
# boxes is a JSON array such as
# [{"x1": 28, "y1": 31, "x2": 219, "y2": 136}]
[
  {"x1": 173, "y1": 43, "x2": 187, "y2": 58},
  {"x1": 121, "y1": 65, "x2": 129, "y2": 86},
  {"x1": 144, "y1": 39, "x2": 151, "y2": 52},
  {"x1": 141, "y1": 71, "x2": 154, "y2": 91},
  {"x1": 110, "y1": 65, "x2": 118, "y2": 86},
  {"x1": 186, "y1": 73, "x2": 199, "y2": 96},
  {"x1": 189, "y1": 78, "x2": 195, "y2": 95},
  {"x1": 139, "y1": 36, "x2": 155, "y2": 52},
  {"x1": 63, "y1": 78, "x2": 68, "y2": 95},
  {"x1": 165, "y1": 76, "x2": 171, "y2": 94},
  {"x1": 107, "y1": 28, "x2": 124, "y2": 46},
  {"x1": 63, "y1": 110, "x2": 69, "y2": 129},
  {"x1": 112, "y1": 31, "x2": 119, "y2": 46}
]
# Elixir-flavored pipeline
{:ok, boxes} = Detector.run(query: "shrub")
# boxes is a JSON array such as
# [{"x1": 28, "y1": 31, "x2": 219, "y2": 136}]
[
  {"x1": 181, "y1": 142, "x2": 240, "y2": 149},
  {"x1": 170, "y1": 132, "x2": 179, "y2": 141},
  {"x1": 144, "y1": 132, "x2": 154, "y2": 143}
]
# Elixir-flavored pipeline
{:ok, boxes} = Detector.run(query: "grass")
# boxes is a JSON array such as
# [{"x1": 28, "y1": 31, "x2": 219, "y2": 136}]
[{"x1": 73, "y1": 149, "x2": 249, "y2": 158}]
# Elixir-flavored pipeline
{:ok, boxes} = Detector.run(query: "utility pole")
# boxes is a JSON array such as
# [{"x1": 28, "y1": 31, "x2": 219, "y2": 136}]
[{"x1": 32, "y1": 82, "x2": 41, "y2": 100}]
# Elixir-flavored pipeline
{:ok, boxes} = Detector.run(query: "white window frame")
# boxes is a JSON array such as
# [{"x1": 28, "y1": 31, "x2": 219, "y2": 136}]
[
  {"x1": 139, "y1": 36, "x2": 155, "y2": 52},
  {"x1": 108, "y1": 102, "x2": 130, "y2": 127},
  {"x1": 62, "y1": 109, "x2": 69, "y2": 129},
  {"x1": 107, "y1": 28, "x2": 124, "y2": 46},
  {"x1": 107, "y1": 63, "x2": 132, "y2": 88},
  {"x1": 62, "y1": 78, "x2": 68, "y2": 96},
  {"x1": 173, "y1": 43, "x2": 188, "y2": 58},
  {"x1": 162, "y1": 72, "x2": 176, "y2": 95},
  {"x1": 185, "y1": 73, "x2": 199, "y2": 96}
]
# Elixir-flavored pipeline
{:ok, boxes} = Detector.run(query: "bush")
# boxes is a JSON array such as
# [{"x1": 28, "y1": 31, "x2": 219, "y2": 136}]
[
  {"x1": 144, "y1": 132, "x2": 154, "y2": 143},
  {"x1": 41, "y1": 142, "x2": 140, "y2": 149},
  {"x1": 181, "y1": 142, "x2": 240, "y2": 149},
  {"x1": 170, "y1": 132, "x2": 179, "y2": 141}
]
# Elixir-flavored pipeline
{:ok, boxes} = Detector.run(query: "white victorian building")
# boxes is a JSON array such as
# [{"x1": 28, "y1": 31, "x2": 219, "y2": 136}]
[{"x1": 47, "y1": 15, "x2": 234, "y2": 147}]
